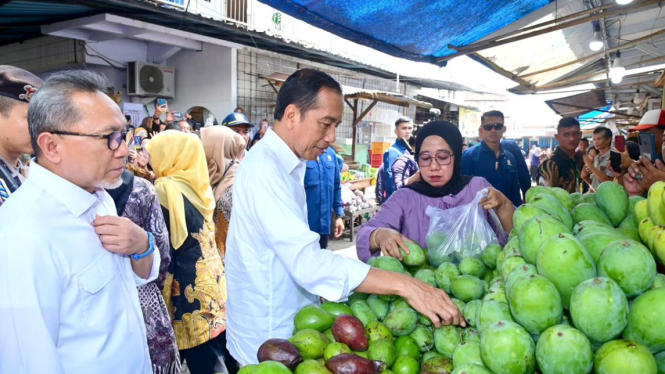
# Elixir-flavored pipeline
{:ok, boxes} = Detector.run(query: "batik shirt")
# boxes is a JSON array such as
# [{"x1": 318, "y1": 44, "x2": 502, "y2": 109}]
[
  {"x1": 161, "y1": 197, "x2": 227, "y2": 350},
  {"x1": 121, "y1": 177, "x2": 181, "y2": 374}
]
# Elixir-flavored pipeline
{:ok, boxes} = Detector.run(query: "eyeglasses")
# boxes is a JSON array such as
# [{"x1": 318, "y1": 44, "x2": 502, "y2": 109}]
[
  {"x1": 418, "y1": 151, "x2": 454, "y2": 167},
  {"x1": 51, "y1": 128, "x2": 133, "y2": 151},
  {"x1": 482, "y1": 123, "x2": 504, "y2": 131}
]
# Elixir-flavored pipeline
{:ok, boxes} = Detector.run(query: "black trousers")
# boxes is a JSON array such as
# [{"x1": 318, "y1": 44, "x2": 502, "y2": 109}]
[
  {"x1": 180, "y1": 332, "x2": 238, "y2": 374},
  {"x1": 319, "y1": 234, "x2": 330, "y2": 249}
]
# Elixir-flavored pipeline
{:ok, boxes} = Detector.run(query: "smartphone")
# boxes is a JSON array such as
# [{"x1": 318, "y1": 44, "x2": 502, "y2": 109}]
[
  {"x1": 156, "y1": 98, "x2": 167, "y2": 107},
  {"x1": 638, "y1": 132, "x2": 658, "y2": 163},
  {"x1": 173, "y1": 111, "x2": 186, "y2": 121},
  {"x1": 614, "y1": 135, "x2": 626, "y2": 152},
  {"x1": 610, "y1": 150, "x2": 622, "y2": 173}
]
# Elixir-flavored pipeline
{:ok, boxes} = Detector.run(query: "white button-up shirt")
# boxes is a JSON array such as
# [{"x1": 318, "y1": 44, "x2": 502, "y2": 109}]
[
  {"x1": 0, "y1": 161, "x2": 159, "y2": 374},
  {"x1": 226, "y1": 129, "x2": 371, "y2": 365}
]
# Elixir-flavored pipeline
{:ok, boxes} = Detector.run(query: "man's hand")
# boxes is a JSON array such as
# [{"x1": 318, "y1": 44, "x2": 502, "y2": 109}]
[
  {"x1": 92, "y1": 215, "x2": 149, "y2": 256},
  {"x1": 626, "y1": 157, "x2": 665, "y2": 193},
  {"x1": 334, "y1": 218, "x2": 345, "y2": 238},
  {"x1": 400, "y1": 275, "x2": 465, "y2": 328},
  {"x1": 374, "y1": 228, "x2": 413, "y2": 260}
]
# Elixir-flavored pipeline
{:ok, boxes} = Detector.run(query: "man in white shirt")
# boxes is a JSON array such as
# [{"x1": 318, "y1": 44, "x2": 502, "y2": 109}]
[
  {"x1": 584, "y1": 126, "x2": 615, "y2": 189},
  {"x1": 0, "y1": 70, "x2": 159, "y2": 374},
  {"x1": 225, "y1": 69, "x2": 463, "y2": 366}
]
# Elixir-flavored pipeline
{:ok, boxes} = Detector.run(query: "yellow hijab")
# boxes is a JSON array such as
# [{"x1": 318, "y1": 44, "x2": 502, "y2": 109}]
[
  {"x1": 146, "y1": 131, "x2": 215, "y2": 249},
  {"x1": 201, "y1": 126, "x2": 247, "y2": 202}
]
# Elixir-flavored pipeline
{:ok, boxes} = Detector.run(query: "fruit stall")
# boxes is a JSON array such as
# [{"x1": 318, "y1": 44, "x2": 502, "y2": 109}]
[{"x1": 240, "y1": 180, "x2": 665, "y2": 374}]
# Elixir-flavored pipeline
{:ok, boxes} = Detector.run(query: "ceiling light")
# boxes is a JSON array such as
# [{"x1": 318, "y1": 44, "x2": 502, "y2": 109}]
[
  {"x1": 634, "y1": 89, "x2": 643, "y2": 105},
  {"x1": 616, "y1": 0, "x2": 633, "y2": 4},
  {"x1": 589, "y1": 32, "x2": 604, "y2": 51},
  {"x1": 610, "y1": 51, "x2": 626, "y2": 83},
  {"x1": 589, "y1": 24, "x2": 603, "y2": 51}
]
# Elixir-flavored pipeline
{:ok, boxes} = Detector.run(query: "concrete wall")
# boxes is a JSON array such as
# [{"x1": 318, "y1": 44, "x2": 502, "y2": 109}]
[
  {"x1": 0, "y1": 36, "x2": 237, "y2": 123},
  {"x1": 166, "y1": 44, "x2": 237, "y2": 122}
]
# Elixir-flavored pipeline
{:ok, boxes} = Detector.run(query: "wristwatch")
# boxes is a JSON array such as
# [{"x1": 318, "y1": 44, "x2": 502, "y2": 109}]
[{"x1": 131, "y1": 232, "x2": 155, "y2": 260}]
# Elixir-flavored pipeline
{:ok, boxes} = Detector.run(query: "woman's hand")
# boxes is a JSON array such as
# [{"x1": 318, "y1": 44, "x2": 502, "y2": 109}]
[
  {"x1": 406, "y1": 170, "x2": 421, "y2": 186},
  {"x1": 481, "y1": 188, "x2": 510, "y2": 212},
  {"x1": 128, "y1": 149, "x2": 138, "y2": 164},
  {"x1": 136, "y1": 152, "x2": 150, "y2": 169},
  {"x1": 373, "y1": 228, "x2": 414, "y2": 261}
]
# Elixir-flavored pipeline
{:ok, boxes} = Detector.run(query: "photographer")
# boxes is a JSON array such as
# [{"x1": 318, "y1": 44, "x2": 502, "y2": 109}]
[{"x1": 620, "y1": 110, "x2": 665, "y2": 196}]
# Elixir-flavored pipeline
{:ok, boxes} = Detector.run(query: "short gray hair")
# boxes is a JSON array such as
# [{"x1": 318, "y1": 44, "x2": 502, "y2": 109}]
[{"x1": 28, "y1": 70, "x2": 109, "y2": 156}]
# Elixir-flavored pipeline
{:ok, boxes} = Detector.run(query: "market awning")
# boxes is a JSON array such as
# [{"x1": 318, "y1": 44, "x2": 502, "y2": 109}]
[
  {"x1": 545, "y1": 90, "x2": 607, "y2": 117},
  {"x1": 262, "y1": 73, "x2": 432, "y2": 157},
  {"x1": 577, "y1": 106, "x2": 613, "y2": 130},
  {"x1": 416, "y1": 92, "x2": 480, "y2": 111},
  {"x1": 262, "y1": 73, "x2": 432, "y2": 108},
  {"x1": 257, "y1": 0, "x2": 555, "y2": 65}
]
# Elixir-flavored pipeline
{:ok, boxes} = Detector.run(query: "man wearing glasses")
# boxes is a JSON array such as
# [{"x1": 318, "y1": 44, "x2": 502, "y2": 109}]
[
  {"x1": 539, "y1": 117, "x2": 584, "y2": 193},
  {"x1": 0, "y1": 70, "x2": 158, "y2": 374},
  {"x1": 461, "y1": 110, "x2": 522, "y2": 207},
  {"x1": 0, "y1": 65, "x2": 43, "y2": 207}
]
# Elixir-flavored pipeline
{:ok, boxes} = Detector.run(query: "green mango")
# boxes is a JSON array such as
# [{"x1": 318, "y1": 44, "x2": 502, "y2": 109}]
[
  {"x1": 571, "y1": 203, "x2": 612, "y2": 226},
  {"x1": 383, "y1": 308, "x2": 418, "y2": 337},
  {"x1": 350, "y1": 301, "x2": 377, "y2": 327},
  {"x1": 400, "y1": 241, "x2": 426, "y2": 267},
  {"x1": 594, "y1": 340, "x2": 657, "y2": 374},
  {"x1": 294, "y1": 305, "x2": 334, "y2": 332},
  {"x1": 535, "y1": 325, "x2": 593, "y2": 374},
  {"x1": 531, "y1": 193, "x2": 573, "y2": 230},
  {"x1": 320, "y1": 302, "x2": 353, "y2": 318},
  {"x1": 595, "y1": 181, "x2": 629, "y2": 226}
]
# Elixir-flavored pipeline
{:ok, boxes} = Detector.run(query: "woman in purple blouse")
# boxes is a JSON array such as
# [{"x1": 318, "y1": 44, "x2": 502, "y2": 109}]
[{"x1": 357, "y1": 121, "x2": 515, "y2": 263}]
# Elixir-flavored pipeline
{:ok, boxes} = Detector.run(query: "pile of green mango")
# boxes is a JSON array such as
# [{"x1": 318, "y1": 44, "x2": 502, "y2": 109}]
[{"x1": 244, "y1": 182, "x2": 665, "y2": 374}]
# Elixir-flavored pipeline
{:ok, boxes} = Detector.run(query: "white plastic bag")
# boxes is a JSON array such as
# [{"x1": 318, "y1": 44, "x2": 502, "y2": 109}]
[{"x1": 425, "y1": 188, "x2": 506, "y2": 266}]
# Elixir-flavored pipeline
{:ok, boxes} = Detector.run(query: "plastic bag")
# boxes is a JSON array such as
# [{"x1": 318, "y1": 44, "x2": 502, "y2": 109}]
[{"x1": 425, "y1": 188, "x2": 507, "y2": 266}]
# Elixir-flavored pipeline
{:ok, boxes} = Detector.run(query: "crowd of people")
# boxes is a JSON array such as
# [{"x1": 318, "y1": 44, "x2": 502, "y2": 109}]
[{"x1": 0, "y1": 63, "x2": 663, "y2": 374}]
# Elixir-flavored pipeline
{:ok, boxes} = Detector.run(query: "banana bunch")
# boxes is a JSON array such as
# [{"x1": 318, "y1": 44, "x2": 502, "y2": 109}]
[{"x1": 637, "y1": 181, "x2": 665, "y2": 264}]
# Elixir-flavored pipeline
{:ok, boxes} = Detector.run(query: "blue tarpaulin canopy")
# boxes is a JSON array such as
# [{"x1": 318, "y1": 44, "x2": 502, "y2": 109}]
[
  {"x1": 578, "y1": 106, "x2": 613, "y2": 130},
  {"x1": 258, "y1": 0, "x2": 555, "y2": 65}
]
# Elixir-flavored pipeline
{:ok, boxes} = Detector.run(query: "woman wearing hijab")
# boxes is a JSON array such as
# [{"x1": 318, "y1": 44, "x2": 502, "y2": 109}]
[
  {"x1": 146, "y1": 131, "x2": 231, "y2": 374},
  {"x1": 357, "y1": 121, "x2": 515, "y2": 262},
  {"x1": 106, "y1": 171, "x2": 181, "y2": 374},
  {"x1": 201, "y1": 126, "x2": 246, "y2": 256}
]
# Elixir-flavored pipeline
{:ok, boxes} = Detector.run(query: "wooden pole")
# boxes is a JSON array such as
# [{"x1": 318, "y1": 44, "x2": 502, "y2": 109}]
[
  {"x1": 518, "y1": 28, "x2": 665, "y2": 79},
  {"x1": 436, "y1": 0, "x2": 663, "y2": 63},
  {"x1": 351, "y1": 99, "x2": 358, "y2": 160}
]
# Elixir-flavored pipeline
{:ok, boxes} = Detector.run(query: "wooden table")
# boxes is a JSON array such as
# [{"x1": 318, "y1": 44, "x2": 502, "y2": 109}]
[
  {"x1": 346, "y1": 178, "x2": 374, "y2": 191},
  {"x1": 344, "y1": 206, "x2": 380, "y2": 242}
]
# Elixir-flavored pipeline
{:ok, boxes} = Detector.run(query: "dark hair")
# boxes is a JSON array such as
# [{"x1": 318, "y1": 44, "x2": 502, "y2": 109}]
[
  {"x1": 395, "y1": 116, "x2": 412, "y2": 128},
  {"x1": 580, "y1": 138, "x2": 589, "y2": 143},
  {"x1": 0, "y1": 96, "x2": 17, "y2": 118},
  {"x1": 164, "y1": 123, "x2": 181, "y2": 131},
  {"x1": 28, "y1": 70, "x2": 109, "y2": 157},
  {"x1": 593, "y1": 126, "x2": 612, "y2": 140},
  {"x1": 587, "y1": 146, "x2": 597, "y2": 155},
  {"x1": 481, "y1": 110, "x2": 504, "y2": 122},
  {"x1": 234, "y1": 107, "x2": 244, "y2": 113},
  {"x1": 274, "y1": 69, "x2": 342, "y2": 121},
  {"x1": 557, "y1": 117, "x2": 580, "y2": 132}
]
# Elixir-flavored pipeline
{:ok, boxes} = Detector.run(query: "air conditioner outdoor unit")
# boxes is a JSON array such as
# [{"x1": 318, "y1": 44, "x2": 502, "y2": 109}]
[
  {"x1": 127, "y1": 62, "x2": 175, "y2": 98},
  {"x1": 647, "y1": 98, "x2": 662, "y2": 111}
]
